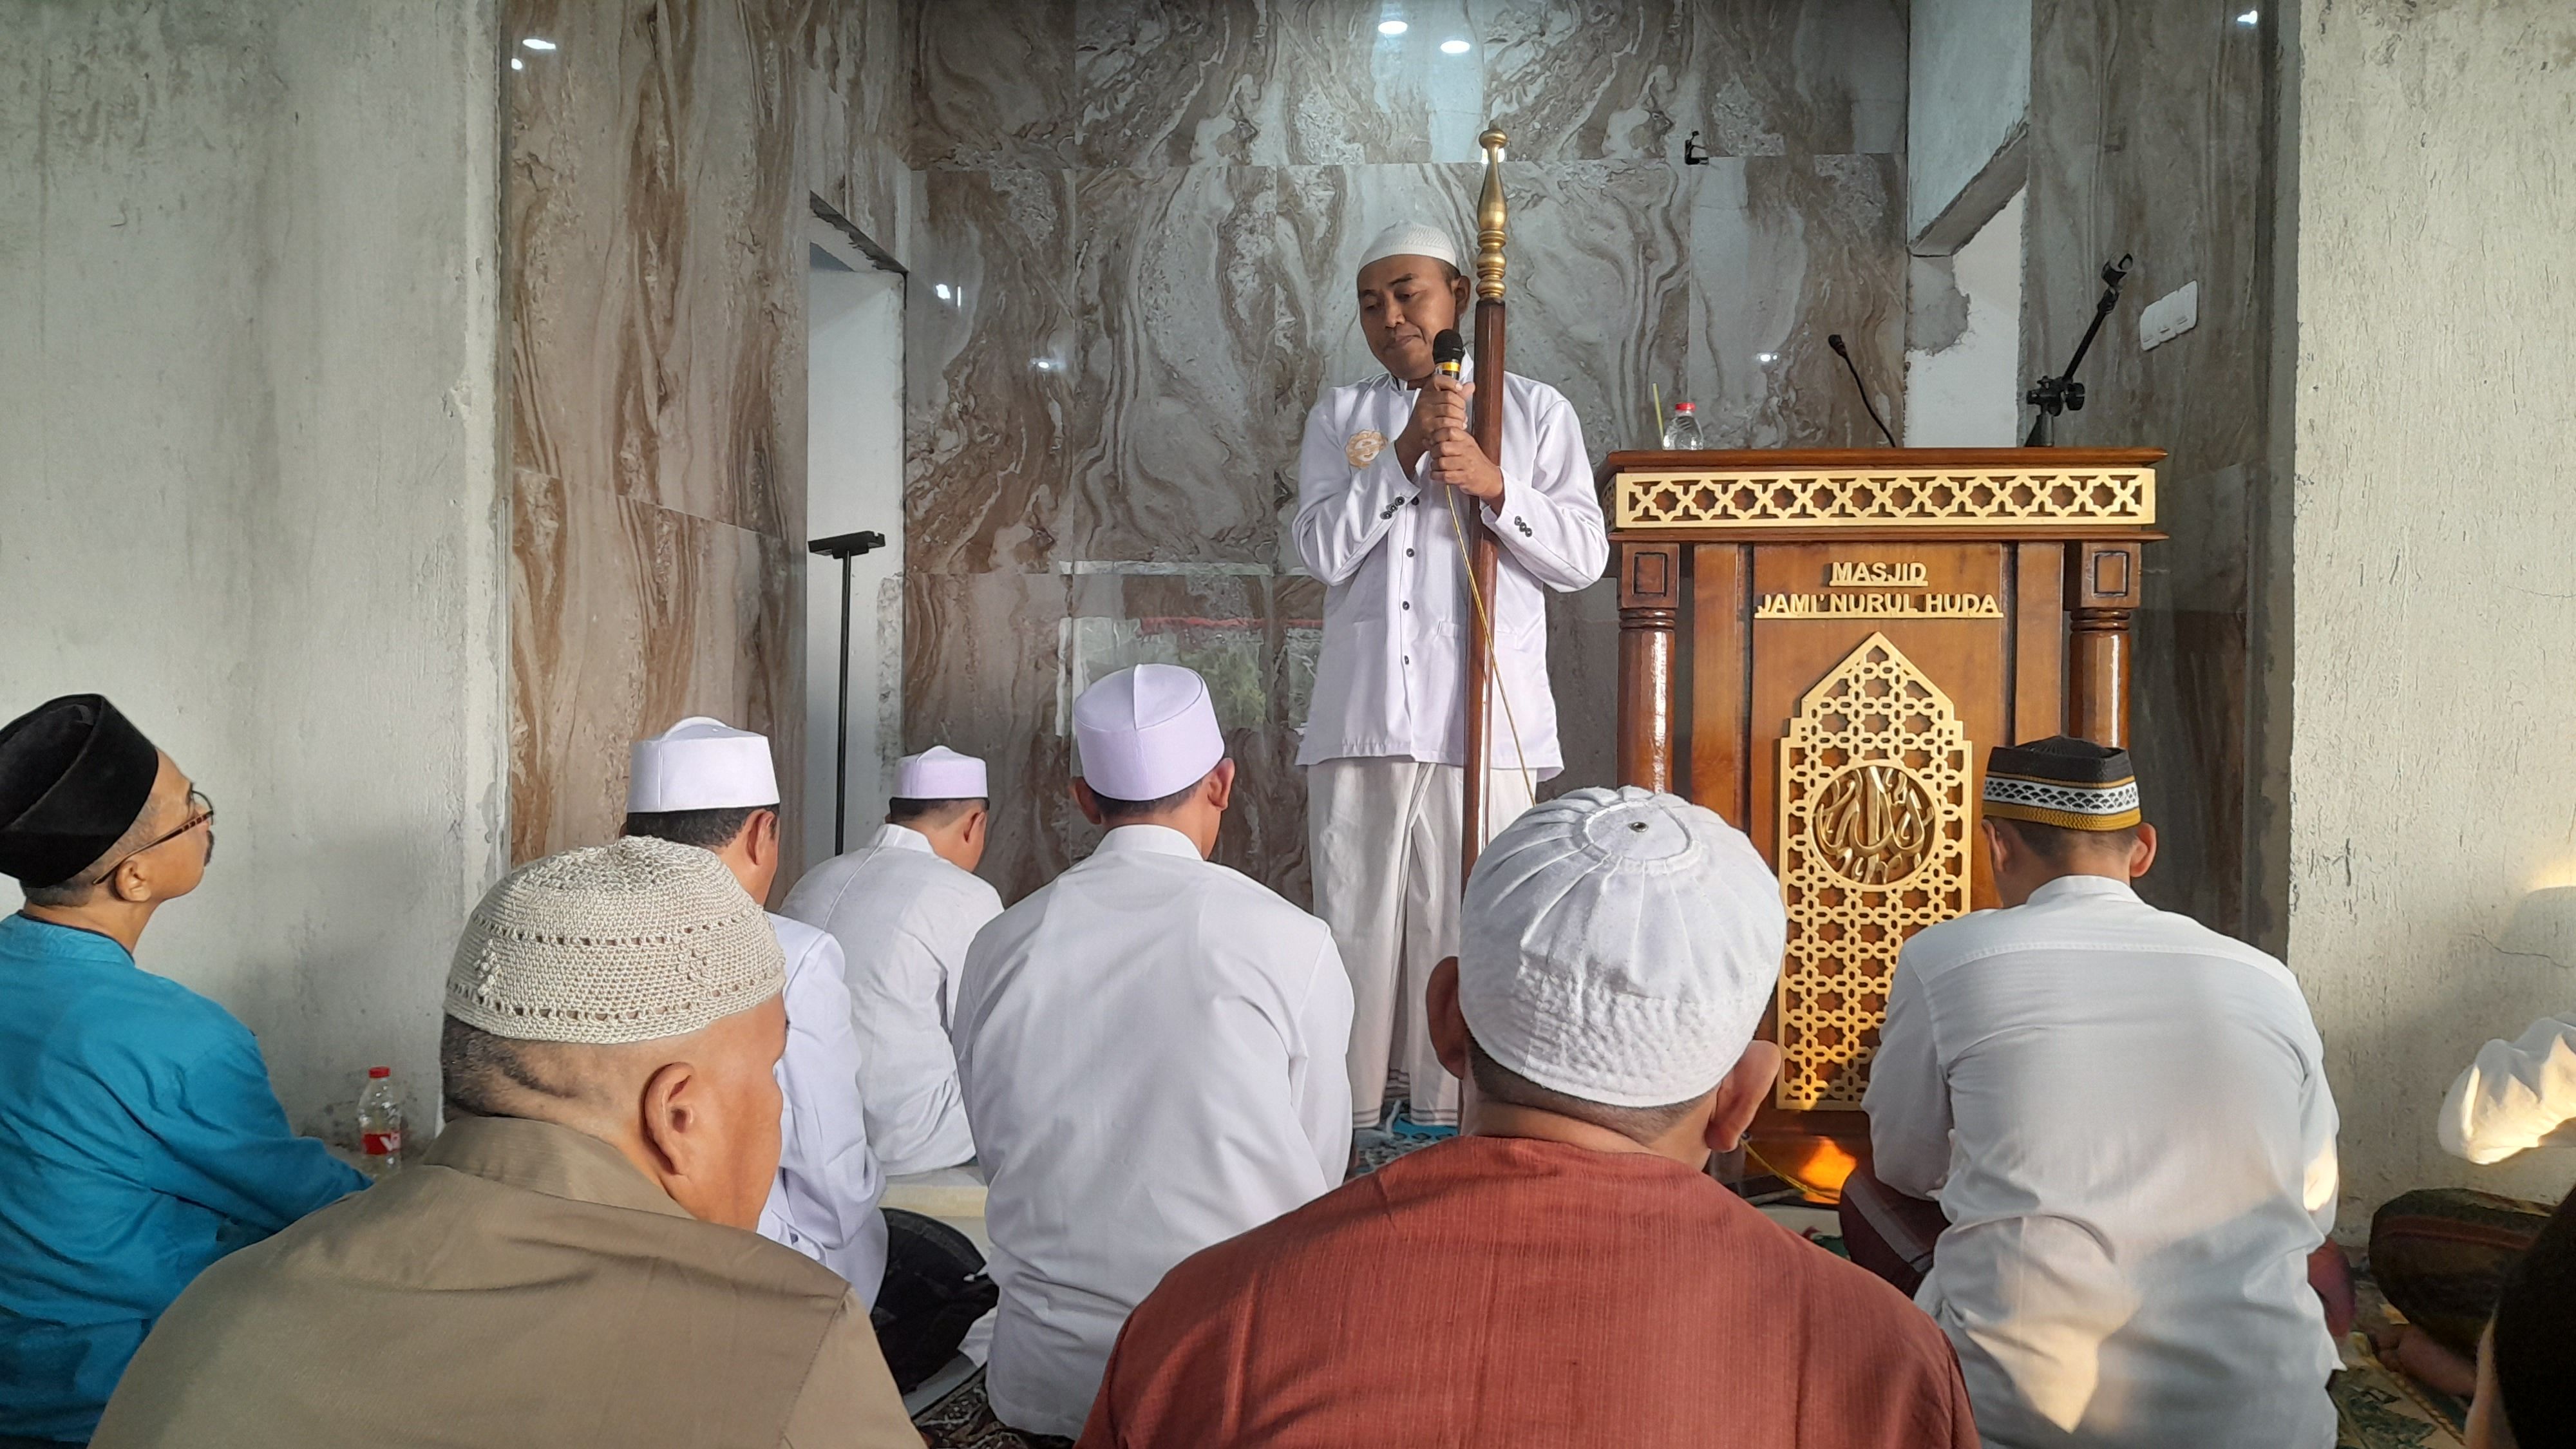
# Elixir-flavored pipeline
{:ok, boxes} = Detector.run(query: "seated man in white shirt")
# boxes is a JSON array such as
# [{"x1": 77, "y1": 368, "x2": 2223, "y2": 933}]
[
  {"x1": 781, "y1": 744, "x2": 1000, "y2": 1176},
  {"x1": 2362, "y1": 1014, "x2": 2575, "y2": 1397},
  {"x1": 952, "y1": 664, "x2": 1354, "y2": 1440},
  {"x1": 622, "y1": 719, "x2": 887, "y2": 1298},
  {"x1": 1855, "y1": 736, "x2": 2342, "y2": 1449}
]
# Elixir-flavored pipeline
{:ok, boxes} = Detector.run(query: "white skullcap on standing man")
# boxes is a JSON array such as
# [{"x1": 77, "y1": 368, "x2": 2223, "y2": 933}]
[
  {"x1": 951, "y1": 663, "x2": 1354, "y2": 1438},
  {"x1": 1297, "y1": 195, "x2": 1609, "y2": 1143},
  {"x1": 782, "y1": 733, "x2": 1003, "y2": 1179},
  {"x1": 618, "y1": 715, "x2": 890, "y2": 1307}
]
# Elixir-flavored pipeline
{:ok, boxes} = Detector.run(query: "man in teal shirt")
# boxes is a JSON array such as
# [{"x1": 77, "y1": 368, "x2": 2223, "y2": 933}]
[{"x1": 0, "y1": 695, "x2": 363, "y2": 1445}]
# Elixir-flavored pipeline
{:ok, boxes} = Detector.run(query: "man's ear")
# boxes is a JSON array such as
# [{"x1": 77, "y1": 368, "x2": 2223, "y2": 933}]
[
  {"x1": 635, "y1": 1058, "x2": 703, "y2": 1177},
  {"x1": 2128, "y1": 822, "x2": 2159, "y2": 880},
  {"x1": 1071, "y1": 779, "x2": 1105, "y2": 827},
  {"x1": 1204, "y1": 759, "x2": 1236, "y2": 812},
  {"x1": 1703, "y1": 1041, "x2": 1781, "y2": 1154},
  {"x1": 748, "y1": 808, "x2": 782, "y2": 867},
  {"x1": 1450, "y1": 270, "x2": 1473, "y2": 317},
  {"x1": 1979, "y1": 817, "x2": 2013, "y2": 880},
  {"x1": 964, "y1": 806, "x2": 989, "y2": 847},
  {"x1": 1427, "y1": 956, "x2": 1472, "y2": 1083}
]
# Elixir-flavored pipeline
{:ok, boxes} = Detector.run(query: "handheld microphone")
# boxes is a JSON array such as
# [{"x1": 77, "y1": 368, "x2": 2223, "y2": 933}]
[
  {"x1": 1432, "y1": 328, "x2": 1466, "y2": 380},
  {"x1": 1827, "y1": 333, "x2": 1899, "y2": 447}
]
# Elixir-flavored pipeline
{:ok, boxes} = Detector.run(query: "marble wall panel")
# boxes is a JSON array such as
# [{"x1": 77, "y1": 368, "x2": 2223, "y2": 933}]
[
  {"x1": 907, "y1": 167, "x2": 1081, "y2": 574},
  {"x1": 1075, "y1": 0, "x2": 1479, "y2": 167},
  {"x1": 507, "y1": 0, "x2": 802, "y2": 537},
  {"x1": 1069, "y1": 166, "x2": 1293, "y2": 565},
  {"x1": 1688, "y1": 154, "x2": 1908, "y2": 448},
  {"x1": 509, "y1": 0, "x2": 915, "y2": 874},
  {"x1": 907, "y1": 0, "x2": 1912, "y2": 896},
  {"x1": 913, "y1": 0, "x2": 1079, "y2": 169},
  {"x1": 2022, "y1": 0, "x2": 2270, "y2": 939},
  {"x1": 1481, "y1": 0, "x2": 1906, "y2": 162},
  {"x1": 511, "y1": 470, "x2": 799, "y2": 863},
  {"x1": 810, "y1": 0, "x2": 914, "y2": 252}
]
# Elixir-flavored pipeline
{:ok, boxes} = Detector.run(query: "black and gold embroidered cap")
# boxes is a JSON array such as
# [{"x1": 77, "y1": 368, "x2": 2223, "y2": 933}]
[{"x1": 1981, "y1": 735, "x2": 2141, "y2": 831}]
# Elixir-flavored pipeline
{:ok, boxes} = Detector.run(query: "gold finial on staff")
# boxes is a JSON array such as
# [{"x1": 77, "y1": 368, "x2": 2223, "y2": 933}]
[{"x1": 1477, "y1": 128, "x2": 1508, "y2": 301}]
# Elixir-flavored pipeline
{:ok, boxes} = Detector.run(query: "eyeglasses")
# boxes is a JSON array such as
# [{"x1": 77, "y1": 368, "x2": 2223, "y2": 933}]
[{"x1": 96, "y1": 788, "x2": 214, "y2": 880}]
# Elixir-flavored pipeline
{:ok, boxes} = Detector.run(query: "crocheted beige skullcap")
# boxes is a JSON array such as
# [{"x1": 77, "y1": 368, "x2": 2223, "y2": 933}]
[{"x1": 446, "y1": 835, "x2": 784, "y2": 1045}]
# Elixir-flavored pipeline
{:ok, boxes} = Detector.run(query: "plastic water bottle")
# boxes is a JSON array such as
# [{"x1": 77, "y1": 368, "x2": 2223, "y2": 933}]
[
  {"x1": 1662, "y1": 401, "x2": 1704, "y2": 450},
  {"x1": 358, "y1": 1066, "x2": 404, "y2": 1179}
]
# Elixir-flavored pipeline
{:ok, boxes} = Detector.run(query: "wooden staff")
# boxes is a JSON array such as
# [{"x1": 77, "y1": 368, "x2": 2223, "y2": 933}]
[{"x1": 1461, "y1": 128, "x2": 1508, "y2": 889}]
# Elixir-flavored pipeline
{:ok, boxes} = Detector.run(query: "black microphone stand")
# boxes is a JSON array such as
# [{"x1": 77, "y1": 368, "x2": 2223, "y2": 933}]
[
  {"x1": 808, "y1": 528, "x2": 887, "y2": 855},
  {"x1": 2024, "y1": 254, "x2": 2134, "y2": 446}
]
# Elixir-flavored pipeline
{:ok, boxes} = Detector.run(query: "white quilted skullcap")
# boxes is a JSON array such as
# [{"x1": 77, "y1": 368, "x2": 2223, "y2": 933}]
[
  {"x1": 446, "y1": 835, "x2": 785, "y2": 1045},
  {"x1": 1358, "y1": 220, "x2": 1463, "y2": 275},
  {"x1": 896, "y1": 745, "x2": 988, "y2": 799},
  {"x1": 627, "y1": 716, "x2": 779, "y2": 813},
  {"x1": 1459, "y1": 786, "x2": 1786, "y2": 1107},
  {"x1": 1074, "y1": 664, "x2": 1225, "y2": 802}
]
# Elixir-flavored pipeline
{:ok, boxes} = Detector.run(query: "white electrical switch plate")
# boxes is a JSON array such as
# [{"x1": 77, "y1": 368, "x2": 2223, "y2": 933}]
[{"x1": 2139, "y1": 281, "x2": 2199, "y2": 351}]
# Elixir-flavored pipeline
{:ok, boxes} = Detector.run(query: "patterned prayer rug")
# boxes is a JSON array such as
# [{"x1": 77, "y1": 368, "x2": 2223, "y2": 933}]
[
  {"x1": 913, "y1": 1367, "x2": 1071, "y2": 1449},
  {"x1": 2332, "y1": 1332, "x2": 2468, "y2": 1448}
]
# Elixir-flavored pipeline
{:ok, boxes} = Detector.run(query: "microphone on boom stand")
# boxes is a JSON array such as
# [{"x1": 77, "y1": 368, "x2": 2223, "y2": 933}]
[{"x1": 1827, "y1": 334, "x2": 1898, "y2": 447}]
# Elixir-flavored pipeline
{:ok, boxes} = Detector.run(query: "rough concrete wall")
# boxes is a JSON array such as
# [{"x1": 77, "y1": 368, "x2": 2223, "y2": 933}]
[
  {"x1": 0, "y1": 1, "x2": 507, "y2": 1126},
  {"x1": 2023, "y1": 0, "x2": 2273, "y2": 943},
  {"x1": 1907, "y1": 0, "x2": 2030, "y2": 246},
  {"x1": 2289, "y1": 0, "x2": 2576, "y2": 1215},
  {"x1": 1904, "y1": 187, "x2": 2023, "y2": 445}
]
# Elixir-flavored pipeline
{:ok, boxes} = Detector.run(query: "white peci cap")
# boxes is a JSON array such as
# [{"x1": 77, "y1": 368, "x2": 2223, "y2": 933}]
[
  {"x1": 1458, "y1": 786, "x2": 1787, "y2": 1108},
  {"x1": 1072, "y1": 664, "x2": 1226, "y2": 802},
  {"x1": 1358, "y1": 220, "x2": 1463, "y2": 275},
  {"x1": 446, "y1": 836, "x2": 786, "y2": 1046},
  {"x1": 627, "y1": 717, "x2": 779, "y2": 813},
  {"x1": 896, "y1": 744, "x2": 988, "y2": 799}
]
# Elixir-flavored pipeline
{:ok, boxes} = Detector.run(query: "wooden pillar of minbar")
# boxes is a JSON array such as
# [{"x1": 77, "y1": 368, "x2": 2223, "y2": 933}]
[
  {"x1": 2065, "y1": 539, "x2": 2143, "y2": 747},
  {"x1": 1616, "y1": 542, "x2": 1682, "y2": 792}
]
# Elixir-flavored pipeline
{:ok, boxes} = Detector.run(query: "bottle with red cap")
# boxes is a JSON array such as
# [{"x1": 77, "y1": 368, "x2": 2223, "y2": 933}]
[
  {"x1": 358, "y1": 1066, "x2": 404, "y2": 1179},
  {"x1": 1661, "y1": 400, "x2": 1704, "y2": 450}
]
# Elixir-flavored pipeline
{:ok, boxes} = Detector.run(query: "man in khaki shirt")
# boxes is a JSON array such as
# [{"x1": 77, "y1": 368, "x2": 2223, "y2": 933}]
[{"x1": 93, "y1": 837, "x2": 920, "y2": 1449}]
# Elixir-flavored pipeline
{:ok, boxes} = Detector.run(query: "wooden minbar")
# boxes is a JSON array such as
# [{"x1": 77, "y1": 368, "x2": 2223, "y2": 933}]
[{"x1": 1603, "y1": 447, "x2": 2164, "y2": 1199}]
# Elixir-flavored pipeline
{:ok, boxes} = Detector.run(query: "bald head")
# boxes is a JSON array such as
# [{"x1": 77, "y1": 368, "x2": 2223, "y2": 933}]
[{"x1": 440, "y1": 999, "x2": 786, "y2": 1228}]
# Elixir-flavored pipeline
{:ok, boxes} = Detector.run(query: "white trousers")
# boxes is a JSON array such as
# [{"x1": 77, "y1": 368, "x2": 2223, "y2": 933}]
[{"x1": 1307, "y1": 757, "x2": 1535, "y2": 1130}]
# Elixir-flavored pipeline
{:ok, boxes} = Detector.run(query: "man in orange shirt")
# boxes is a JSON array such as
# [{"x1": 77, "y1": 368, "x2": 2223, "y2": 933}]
[{"x1": 1079, "y1": 786, "x2": 1977, "y2": 1448}]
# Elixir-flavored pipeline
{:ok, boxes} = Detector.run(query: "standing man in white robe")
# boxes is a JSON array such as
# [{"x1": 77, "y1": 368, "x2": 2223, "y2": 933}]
[
  {"x1": 1296, "y1": 220, "x2": 1608, "y2": 1135},
  {"x1": 953, "y1": 664, "x2": 1354, "y2": 1440},
  {"x1": 1860, "y1": 737, "x2": 2341, "y2": 1449},
  {"x1": 623, "y1": 717, "x2": 888, "y2": 1303},
  {"x1": 781, "y1": 745, "x2": 998, "y2": 1175}
]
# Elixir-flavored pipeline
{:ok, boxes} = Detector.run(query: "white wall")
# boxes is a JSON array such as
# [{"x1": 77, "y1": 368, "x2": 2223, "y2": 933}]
[
  {"x1": 1907, "y1": 0, "x2": 2031, "y2": 249},
  {"x1": 1904, "y1": 188, "x2": 2025, "y2": 446},
  {"x1": 802, "y1": 234, "x2": 907, "y2": 866},
  {"x1": 2288, "y1": 0, "x2": 2576, "y2": 1215},
  {"x1": 0, "y1": 1, "x2": 506, "y2": 1130}
]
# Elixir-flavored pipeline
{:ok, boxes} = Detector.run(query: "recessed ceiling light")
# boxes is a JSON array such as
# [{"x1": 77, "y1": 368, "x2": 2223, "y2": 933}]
[
  {"x1": 1439, "y1": 37, "x2": 1471, "y2": 54},
  {"x1": 509, "y1": 56, "x2": 524, "y2": 71},
  {"x1": 1378, "y1": 19, "x2": 1408, "y2": 36},
  {"x1": 1758, "y1": 352, "x2": 1778, "y2": 364},
  {"x1": 520, "y1": 37, "x2": 557, "y2": 52},
  {"x1": 2235, "y1": 9, "x2": 2257, "y2": 23}
]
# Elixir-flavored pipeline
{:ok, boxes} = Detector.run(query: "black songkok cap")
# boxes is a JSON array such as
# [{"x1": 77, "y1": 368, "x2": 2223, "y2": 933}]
[
  {"x1": 0, "y1": 695, "x2": 160, "y2": 889},
  {"x1": 1981, "y1": 735, "x2": 2141, "y2": 831}
]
